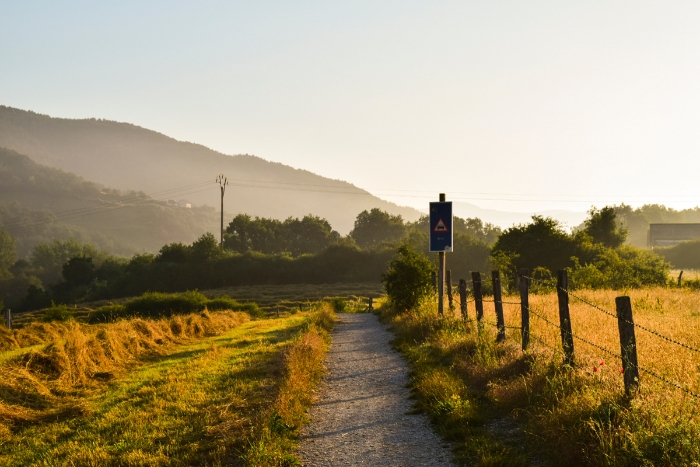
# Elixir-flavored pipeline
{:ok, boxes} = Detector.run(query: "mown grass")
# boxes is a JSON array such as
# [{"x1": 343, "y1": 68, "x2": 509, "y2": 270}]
[
  {"x1": 381, "y1": 287, "x2": 700, "y2": 466},
  {"x1": 0, "y1": 306, "x2": 334, "y2": 466}
]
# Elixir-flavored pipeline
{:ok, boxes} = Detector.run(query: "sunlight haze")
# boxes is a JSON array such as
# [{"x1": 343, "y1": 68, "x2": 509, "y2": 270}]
[{"x1": 2, "y1": 1, "x2": 699, "y2": 215}]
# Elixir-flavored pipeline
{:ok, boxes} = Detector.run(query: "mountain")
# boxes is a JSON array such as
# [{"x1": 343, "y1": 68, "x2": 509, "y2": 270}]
[
  {"x1": 0, "y1": 147, "x2": 222, "y2": 257},
  {"x1": 0, "y1": 106, "x2": 421, "y2": 234}
]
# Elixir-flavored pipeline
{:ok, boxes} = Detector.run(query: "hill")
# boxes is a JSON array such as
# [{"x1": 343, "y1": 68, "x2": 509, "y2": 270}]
[
  {"x1": 0, "y1": 147, "x2": 221, "y2": 257},
  {"x1": 0, "y1": 106, "x2": 421, "y2": 233}
]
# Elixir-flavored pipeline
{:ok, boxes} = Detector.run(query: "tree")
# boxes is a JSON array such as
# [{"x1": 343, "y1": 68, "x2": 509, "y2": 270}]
[
  {"x1": 156, "y1": 242, "x2": 190, "y2": 263},
  {"x1": 190, "y1": 233, "x2": 224, "y2": 262},
  {"x1": 382, "y1": 245, "x2": 434, "y2": 311},
  {"x1": 584, "y1": 206, "x2": 627, "y2": 248},
  {"x1": 492, "y1": 216, "x2": 580, "y2": 273},
  {"x1": 62, "y1": 256, "x2": 96, "y2": 286},
  {"x1": 282, "y1": 215, "x2": 339, "y2": 256},
  {"x1": 0, "y1": 229, "x2": 15, "y2": 274},
  {"x1": 350, "y1": 209, "x2": 406, "y2": 249}
]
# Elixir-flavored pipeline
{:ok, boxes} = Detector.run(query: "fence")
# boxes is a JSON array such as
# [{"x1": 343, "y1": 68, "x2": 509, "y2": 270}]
[{"x1": 436, "y1": 268, "x2": 700, "y2": 399}]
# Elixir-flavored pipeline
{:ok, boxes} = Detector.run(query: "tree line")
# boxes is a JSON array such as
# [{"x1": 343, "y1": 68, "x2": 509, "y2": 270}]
[{"x1": 0, "y1": 205, "x2": 684, "y2": 312}]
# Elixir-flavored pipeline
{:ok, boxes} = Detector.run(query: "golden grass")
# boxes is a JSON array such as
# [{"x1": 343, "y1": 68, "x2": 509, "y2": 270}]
[
  {"x1": 383, "y1": 287, "x2": 700, "y2": 466},
  {"x1": 0, "y1": 306, "x2": 333, "y2": 466},
  {"x1": 0, "y1": 310, "x2": 249, "y2": 437}
]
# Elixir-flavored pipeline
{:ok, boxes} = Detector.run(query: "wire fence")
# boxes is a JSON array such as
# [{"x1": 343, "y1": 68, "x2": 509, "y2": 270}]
[{"x1": 436, "y1": 270, "x2": 700, "y2": 400}]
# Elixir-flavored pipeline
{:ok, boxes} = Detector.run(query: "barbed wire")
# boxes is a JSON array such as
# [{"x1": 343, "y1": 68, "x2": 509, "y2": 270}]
[
  {"x1": 526, "y1": 305, "x2": 622, "y2": 360},
  {"x1": 526, "y1": 305, "x2": 700, "y2": 399},
  {"x1": 563, "y1": 288, "x2": 700, "y2": 356},
  {"x1": 637, "y1": 366, "x2": 700, "y2": 399}
]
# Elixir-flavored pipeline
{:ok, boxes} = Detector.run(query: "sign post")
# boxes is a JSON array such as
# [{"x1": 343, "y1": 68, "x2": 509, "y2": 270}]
[{"x1": 430, "y1": 194, "x2": 453, "y2": 316}]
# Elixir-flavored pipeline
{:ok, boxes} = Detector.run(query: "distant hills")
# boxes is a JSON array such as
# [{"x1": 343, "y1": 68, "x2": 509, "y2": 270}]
[
  {"x1": 0, "y1": 147, "x2": 222, "y2": 257},
  {"x1": 0, "y1": 106, "x2": 421, "y2": 234}
]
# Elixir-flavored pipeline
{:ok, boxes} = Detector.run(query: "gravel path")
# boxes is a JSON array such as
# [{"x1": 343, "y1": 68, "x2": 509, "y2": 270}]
[{"x1": 298, "y1": 313, "x2": 456, "y2": 466}]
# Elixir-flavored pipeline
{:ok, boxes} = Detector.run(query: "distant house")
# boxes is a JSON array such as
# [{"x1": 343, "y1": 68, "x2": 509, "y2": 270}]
[
  {"x1": 648, "y1": 223, "x2": 700, "y2": 248},
  {"x1": 185, "y1": 203, "x2": 192, "y2": 209}
]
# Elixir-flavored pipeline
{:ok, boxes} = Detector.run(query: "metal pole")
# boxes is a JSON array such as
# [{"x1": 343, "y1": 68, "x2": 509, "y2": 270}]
[{"x1": 437, "y1": 193, "x2": 446, "y2": 316}]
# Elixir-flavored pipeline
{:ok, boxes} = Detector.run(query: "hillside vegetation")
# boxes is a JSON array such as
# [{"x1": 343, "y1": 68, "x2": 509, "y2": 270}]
[
  {"x1": 0, "y1": 106, "x2": 421, "y2": 233},
  {"x1": 0, "y1": 147, "x2": 220, "y2": 256}
]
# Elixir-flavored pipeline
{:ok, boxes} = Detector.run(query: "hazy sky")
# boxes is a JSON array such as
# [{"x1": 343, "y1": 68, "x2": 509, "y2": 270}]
[{"x1": 3, "y1": 1, "x2": 700, "y2": 213}]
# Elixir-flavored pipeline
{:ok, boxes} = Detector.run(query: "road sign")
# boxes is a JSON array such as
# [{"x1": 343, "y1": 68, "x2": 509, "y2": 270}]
[{"x1": 429, "y1": 201, "x2": 453, "y2": 252}]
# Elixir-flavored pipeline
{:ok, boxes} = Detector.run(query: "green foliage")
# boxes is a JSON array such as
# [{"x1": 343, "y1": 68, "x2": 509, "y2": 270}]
[
  {"x1": 88, "y1": 291, "x2": 263, "y2": 323},
  {"x1": 656, "y1": 239, "x2": 700, "y2": 269},
  {"x1": 350, "y1": 208, "x2": 406, "y2": 249},
  {"x1": 190, "y1": 232, "x2": 225, "y2": 261},
  {"x1": 0, "y1": 147, "x2": 223, "y2": 258},
  {"x1": 30, "y1": 238, "x2": 106, "y2": 285},
  {"x1": 492, "y1": 216, "x2": 582, "y2": 273},
  {"x1": 0, "y1": 229, "x2": 15, "y2": 273},
  {"x1": 382, "y1": 245, "x2": 434, "y2": 311},
  {"x1": 584, "y1": 206, "x2": 628, "y2": 248},
  {"x1": 62, "y1": 256, "x2": 96, "y2": 286},
  {"x1": 330, "y1": 297, "x2": 346, "y2": 313},
  {"x1": 224, "y1": 214, "x2": 339, "y2": 256},
  {"x1": 42, "y1": 301, "x2": 74, "y2": 322},
  {"x1": 570, "y1": 246, "x2": 669, "y2": 289}
]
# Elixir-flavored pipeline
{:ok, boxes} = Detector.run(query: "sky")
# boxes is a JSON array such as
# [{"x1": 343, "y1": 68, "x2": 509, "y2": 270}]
[{"x1": 2, "y1": 1, "x2": 700, "y2": 215}]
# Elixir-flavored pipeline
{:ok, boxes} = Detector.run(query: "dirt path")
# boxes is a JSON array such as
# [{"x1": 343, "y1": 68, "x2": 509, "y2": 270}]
[{"x1": 298, "y1": 313, "x2": 456, "y2": 466}]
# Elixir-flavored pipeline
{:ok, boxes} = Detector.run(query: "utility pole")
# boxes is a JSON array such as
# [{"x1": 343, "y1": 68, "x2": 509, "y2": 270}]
[{"x1": 216, "y1": 174, "x2": 228, "y2": 248}]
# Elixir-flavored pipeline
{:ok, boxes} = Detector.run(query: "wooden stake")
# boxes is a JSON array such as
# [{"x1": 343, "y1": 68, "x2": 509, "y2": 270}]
[
  {"x1": 492, "y1": 271, "x2": 506, "y2": 342},
  {"x1": 557, "y1": 270, "x2": 575, "y2": 366},
  {"x1": 458, "y1": 279, "x2": 468, "y2": 321},
  {"x1": 616, "y1": 296, "x2": 640, "y2": 396},
  {"x1": 519, "y1": 268, "x2": 530, "y2": 351},
  {"x1": 471, "y1": 271, "x2": 484, "y2": 322}
]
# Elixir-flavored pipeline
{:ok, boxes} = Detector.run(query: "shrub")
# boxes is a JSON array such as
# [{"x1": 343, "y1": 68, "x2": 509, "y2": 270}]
[
  {"x1": 330, "y1": 297, "x2": 346, "y2": 313},
  {"x1": 206, "y1": 297, "x2": 264, "y2": 318},
  {"x1": 42, "y1": 302, "x2": 74, "y2": 322},
  {"x1": 382, "y1": 245, "x2": 434, "y2": 312},
  {"x1": 570, "y1": 246, "x2": 669, "y2": 289}
]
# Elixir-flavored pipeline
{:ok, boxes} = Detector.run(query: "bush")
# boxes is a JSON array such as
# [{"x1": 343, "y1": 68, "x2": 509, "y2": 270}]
[
  {"x1": 570, "y1": 246, "x2": 669, "y2": 289},
  {"x1": 382, "y1": 245, "x2": 434, "y2": 312},
  {"x1": 206, "y1": 297, "x2": 264, "y2": 318},
  {"x1": 42, "y1": 302, "x2": 74, "y2": 322},
  {"x1": 88, "y1": 291, "x2": 264, "y2": 323},
  {"x1": 330, "y1": 297, "x2": 346, "y2": 313}
]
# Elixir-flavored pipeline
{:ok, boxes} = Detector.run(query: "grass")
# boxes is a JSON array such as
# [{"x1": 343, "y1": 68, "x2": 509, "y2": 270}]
[
  {"x1": 0, "y1": 306, "x2": 334, "y2": 466},
  {"x1": 381, "y1": 287, "x2": 700, "y2": 466}
]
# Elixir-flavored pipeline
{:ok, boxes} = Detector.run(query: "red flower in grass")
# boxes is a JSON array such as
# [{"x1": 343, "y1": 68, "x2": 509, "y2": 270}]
[
  {"x1": 599, "y1": 360, "x2": 605, "y2": 366},
  {"x1": 620, "y1": 368, "x2": 625, "y2": 374},
  {"x1": 593, "y1": 366, "x2": 599, "y2": 372}
]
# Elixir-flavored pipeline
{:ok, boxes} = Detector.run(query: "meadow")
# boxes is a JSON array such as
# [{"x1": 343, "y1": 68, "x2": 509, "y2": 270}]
[
  {"x1": 383, "y1": 287, "x2": 700, "y2": 466},
  {"x1": 0, "y1": 303, "x2": 334, "y2": 466}
]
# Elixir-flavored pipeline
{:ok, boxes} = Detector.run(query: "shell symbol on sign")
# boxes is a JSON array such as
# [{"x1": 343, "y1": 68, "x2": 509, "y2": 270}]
[{"x1": 433, "y1": 218, "x2": 449, "y2": 232}]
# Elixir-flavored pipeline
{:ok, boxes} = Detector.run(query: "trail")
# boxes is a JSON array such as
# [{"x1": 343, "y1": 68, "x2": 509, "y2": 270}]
[{"x1": 298, "y1": 313, "x2": 456, "y2": 466}]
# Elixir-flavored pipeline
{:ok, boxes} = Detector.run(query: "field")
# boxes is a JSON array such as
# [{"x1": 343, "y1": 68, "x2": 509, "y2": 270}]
[
  {"x1": 0, "y1": 305, "x2": 334, "y2": 466},
  {"x1": 384, "y1": 287, "x2": 700, "y2": 466},
  {"x1": 9, "y1": 282, "x2": 381, "y2": 327}
]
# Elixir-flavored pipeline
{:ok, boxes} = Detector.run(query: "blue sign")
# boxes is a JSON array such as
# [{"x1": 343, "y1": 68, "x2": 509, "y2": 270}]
[{"x1": 429, "y1": 201, "x2": 453, "y2": 252}]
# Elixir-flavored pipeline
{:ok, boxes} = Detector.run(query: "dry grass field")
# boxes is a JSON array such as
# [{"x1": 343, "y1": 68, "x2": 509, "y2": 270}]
[
  {"x1": 383, "y1": 287, "x2": 700, "y2": 466},
  {"x1": 0, "y1": 306, "x2": 334, "y2": 466}
]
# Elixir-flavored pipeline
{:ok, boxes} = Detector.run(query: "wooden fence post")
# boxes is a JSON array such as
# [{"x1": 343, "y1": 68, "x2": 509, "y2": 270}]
[
  {"x1": 492, "y1": 271, "x2": 506, "y2": 342},
  {"x1": 471, "y1": 272, "x2": 484, "y2": 323},
  {"x1": 678, "y1": 271, "x2": 684, "y2": 287},
  {"x1": 5, "y1": 309, "x2": 11, "y2": 330},
  {"x1": 519, "y1": 268, "x2": 530, "y2": 351},
  {"x1": 432, "y1": 271, "x2": 437, "y2": 293},
  {"x1": 616, "y1": 296, "x2": 640, "y2": 396},
  {"x1": 557, "y1": 270, "x2": 575, "y2": 366},
  {"x1": 458, "y1": 279, "x2": 468, "y2": 321},
  {"x1": 368, "y1": 297, "x2": 374, "y2": 312},
  {"x1": 446, "y1": 270, "x2": 454, "y2": 311}
]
